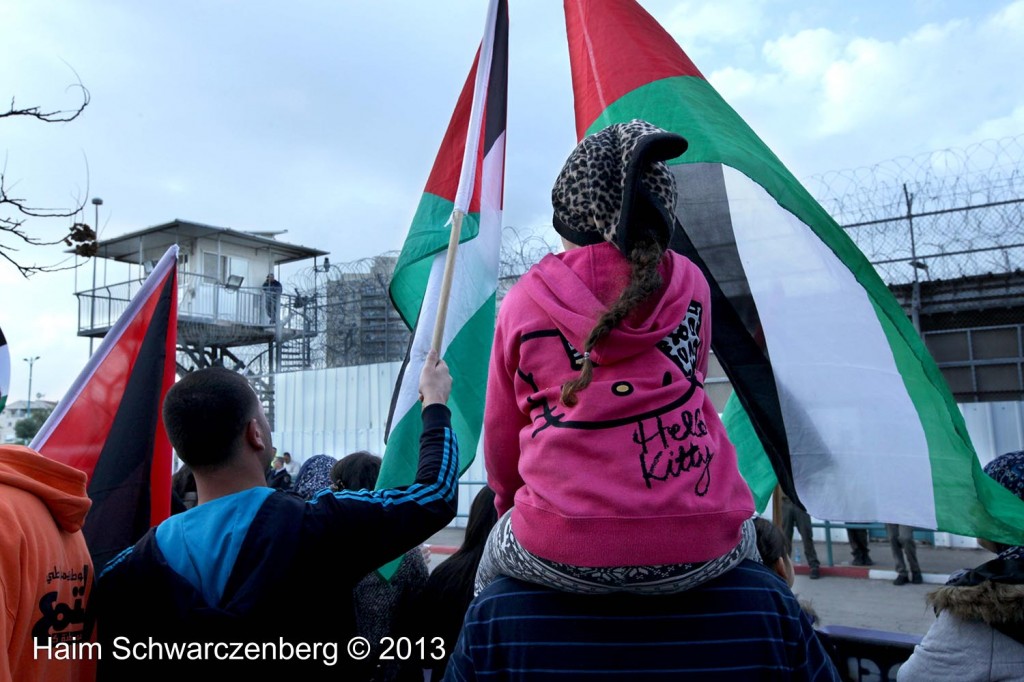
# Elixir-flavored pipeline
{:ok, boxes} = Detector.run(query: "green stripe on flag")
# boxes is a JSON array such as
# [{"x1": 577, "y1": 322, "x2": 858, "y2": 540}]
[
  {"x1": 379, "y1": 296, "x2": 495, "y2": 486},
  {"x1": 587, "y1": 78, "x2": 879, "y2": 278},
  {"x1": 725, "y1": 394, "x2": 776, "y2": 512},
  {"x1": 591, "y1": 75, "x2": 1024, "y2": 544},
  {"x1": 391, "y1": 193, "x2": 481, "y2": 327},
  {"x1": 878, "y1": 301, "x2": 1024, "y2": 544},
  {"x1": 445, "y1": 294, "x2": 496, "y2": 473}
]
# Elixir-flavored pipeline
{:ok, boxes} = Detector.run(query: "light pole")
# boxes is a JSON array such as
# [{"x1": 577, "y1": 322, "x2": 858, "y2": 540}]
[
  {"x1": 89, "y1": 197, "x2": 103, "y2": 355},
  {"x1": 23, "y1": 356, "x2": 39, "y2": 419}
]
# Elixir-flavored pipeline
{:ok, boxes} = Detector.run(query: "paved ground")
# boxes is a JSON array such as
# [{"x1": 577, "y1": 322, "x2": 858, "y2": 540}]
[
  {"x1": 792, "y1": 539, "x2": 996, "y2": 635},
  {"x1": 425, "y1": 529, "x2": 997, "y2": 637}
]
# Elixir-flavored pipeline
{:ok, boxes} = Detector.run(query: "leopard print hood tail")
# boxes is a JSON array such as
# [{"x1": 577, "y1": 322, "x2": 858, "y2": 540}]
[{"x1": 552, "y1": 119, "x2": 688, "y2": 255}]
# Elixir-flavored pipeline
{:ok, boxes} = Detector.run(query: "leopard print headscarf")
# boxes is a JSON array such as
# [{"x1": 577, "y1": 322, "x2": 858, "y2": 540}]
[{"x1": 552, "y1": 119, "x2": 688, "y2": 254}]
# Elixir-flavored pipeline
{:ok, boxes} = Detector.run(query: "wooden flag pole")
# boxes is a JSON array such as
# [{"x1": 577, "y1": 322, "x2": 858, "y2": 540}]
[{"x1": 431, "y1": 209, "x2": 465, "y2": 354}]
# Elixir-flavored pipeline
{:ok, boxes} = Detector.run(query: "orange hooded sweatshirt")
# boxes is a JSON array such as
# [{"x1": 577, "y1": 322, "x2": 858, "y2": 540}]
[{"x1": 0, "y1": 445, "x2": 95, "y2": 682}]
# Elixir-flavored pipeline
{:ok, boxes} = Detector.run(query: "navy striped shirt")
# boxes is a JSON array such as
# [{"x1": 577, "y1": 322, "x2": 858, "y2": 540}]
[{"x1": 444, "y1": 561, "x2": 839, "y2": 681}]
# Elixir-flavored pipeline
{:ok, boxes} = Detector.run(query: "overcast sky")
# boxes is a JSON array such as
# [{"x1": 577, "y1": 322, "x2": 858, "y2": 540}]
[{"x1": 2, "y1": 0, "x2": 1023, "y2": 403}]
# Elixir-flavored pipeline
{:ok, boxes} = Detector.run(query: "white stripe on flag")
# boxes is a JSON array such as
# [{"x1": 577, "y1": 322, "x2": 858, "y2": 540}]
[
  {"x1": 724, "y1": 167, "x2": 937, "y2": 528},
  {"x1": 392, "y1": 134, "x2": 506, "y2": 428},
  {"x1": 453, "y1": 0, "x2": 501, "y2": 213}
]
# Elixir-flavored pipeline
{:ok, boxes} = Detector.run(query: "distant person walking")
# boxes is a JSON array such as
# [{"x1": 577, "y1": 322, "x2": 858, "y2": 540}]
[{"x1": 262, "y1": 273, "x2": 282, "y2": 323}]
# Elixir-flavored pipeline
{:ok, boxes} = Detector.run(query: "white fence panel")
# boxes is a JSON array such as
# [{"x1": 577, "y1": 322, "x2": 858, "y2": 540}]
[{"x1": 274, "y1": 367, "x2": 1024, "y2": 537}]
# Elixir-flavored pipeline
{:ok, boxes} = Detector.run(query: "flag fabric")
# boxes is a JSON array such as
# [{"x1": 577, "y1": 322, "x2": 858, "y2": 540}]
[
  {"x1": 0, "y1": 325, "x2": 8, "y2": 414},
  {"x1": 380, "y1": 0, "x2": 507, "y2": 536},
  {"x1": 562, "y1": 0, "x2": 1024, "y2": 544},
  {"x1": 33, "y1": 245, "x2": 179, "y2": 566}
]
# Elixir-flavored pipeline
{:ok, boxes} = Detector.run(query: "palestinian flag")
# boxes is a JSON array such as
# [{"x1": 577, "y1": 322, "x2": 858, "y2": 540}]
[
  {"x1": 0, "y1": 325, "x2": 8, "y2": 414},
  {"x1": 563, "y1": 0, "x2": 1024, "y2": 544},
  {"x1": 379, "y1": 0, "x2": 508, "y2": 570},
  {"x1": 33, "y1": 245, "x2": 179, "y2": 566}
]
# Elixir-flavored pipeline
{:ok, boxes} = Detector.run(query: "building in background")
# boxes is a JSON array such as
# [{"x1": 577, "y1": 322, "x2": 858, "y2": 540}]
[
  {"x1": 0, "y1": 399, "x2": 57, "y2": 443},
  {"x1": 72, "y1": 219, "x2": 327, "y2": 428},
  {"x1": 322, "y1": 255, "x2": 410, "y2": 368}
]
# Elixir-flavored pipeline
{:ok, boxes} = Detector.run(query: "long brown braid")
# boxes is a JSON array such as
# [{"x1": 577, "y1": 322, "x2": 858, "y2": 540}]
[{"x1": 560, "y1": 240, "x2": 665, "y2": 406}]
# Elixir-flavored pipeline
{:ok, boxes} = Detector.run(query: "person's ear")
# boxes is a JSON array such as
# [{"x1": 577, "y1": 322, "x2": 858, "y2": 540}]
[
  {"x1": 773, "y1": 556, "x2": 794, "y2": 586},
  {"x1": 245, "y1": 418, "x2": 266, "y2": 450}
]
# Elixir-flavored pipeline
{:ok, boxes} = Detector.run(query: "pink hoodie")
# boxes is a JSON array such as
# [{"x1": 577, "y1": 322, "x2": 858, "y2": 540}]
[{"x1": 485, "y1": 242, "x2": 754, "y2": 567}]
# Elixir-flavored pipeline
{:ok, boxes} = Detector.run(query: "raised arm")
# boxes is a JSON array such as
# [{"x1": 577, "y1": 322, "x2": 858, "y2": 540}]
[{"x1": 303, "y1": 350, "x2": 459, "y2": 575}]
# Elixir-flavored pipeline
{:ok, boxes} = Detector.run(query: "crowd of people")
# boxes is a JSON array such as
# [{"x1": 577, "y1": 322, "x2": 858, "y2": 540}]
[{"x1": 5, "y1": 120, "x2": 1023, "y2": 681}]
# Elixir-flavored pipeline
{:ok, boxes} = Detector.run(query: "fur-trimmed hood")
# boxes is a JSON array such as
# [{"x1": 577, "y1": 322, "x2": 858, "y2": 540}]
[{"x1": 928, "y1": 581, "x2": 1024, "y2": 626}]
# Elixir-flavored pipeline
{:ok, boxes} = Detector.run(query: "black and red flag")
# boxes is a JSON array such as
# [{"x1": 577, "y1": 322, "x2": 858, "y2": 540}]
[{"x1": 34, "y1": 245, "x2": 178, "y2": 567}]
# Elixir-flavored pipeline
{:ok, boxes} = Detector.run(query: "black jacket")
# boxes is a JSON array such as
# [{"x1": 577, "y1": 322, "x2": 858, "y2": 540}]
[{"x1": 94, "y1": 404, "x2": 458, "y2": 679}]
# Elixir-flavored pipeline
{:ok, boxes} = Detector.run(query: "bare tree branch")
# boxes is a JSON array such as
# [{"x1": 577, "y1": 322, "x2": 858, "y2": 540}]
[
  {"x1": 1, "y1": 67, "x2": 90, "y2": 123},
  {"x1": 1, "y1": 69, "x2": 96, "y2": 277}
]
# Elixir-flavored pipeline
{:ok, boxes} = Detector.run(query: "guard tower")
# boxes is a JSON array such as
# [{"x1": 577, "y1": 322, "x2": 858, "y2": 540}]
[{"x1": 73, "y1": 219, "x2": 328, "y2": 426}]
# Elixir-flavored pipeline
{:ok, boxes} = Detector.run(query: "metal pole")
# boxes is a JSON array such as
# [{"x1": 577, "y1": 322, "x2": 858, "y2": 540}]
[
  {"x1": 89, "y1": 198, "x2": 103, "y2": 355},
  {"x1": 904, "y1": 184, "x2": 922, "y2": 335},
  {"x1": 23, "y1": 356, "x2": 39, "y2": 418}
]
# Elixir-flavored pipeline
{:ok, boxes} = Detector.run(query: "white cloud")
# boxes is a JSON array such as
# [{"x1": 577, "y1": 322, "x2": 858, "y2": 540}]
[
  {"x1": 701, "y1": 2, "x2": 1024, "y2": 177},
  {"x1": 707, "y1": 66, "x2": 767, "y2": 101},
  {"x1": 958, "y1": 104, "x2": 1024, "y2": 147},
  {"x1": 763, "y1": 28, "x2": 843, "y2": 82},
  {"x1": 816, "y1": 21, "x2": 963, "y2": 137},
  {"x1": 991, "y1": 0, "x2": 1024, "y2": 29},
  {"x1": 661, "y1": 0, "x2": 766, "y2": 53}
]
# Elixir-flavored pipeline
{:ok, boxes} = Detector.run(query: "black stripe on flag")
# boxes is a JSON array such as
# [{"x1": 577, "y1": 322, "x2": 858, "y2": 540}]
[
  {"x1": 670, "y1": 162, "x2": 802, "y2": 508},
  {"x1": 84, "y1": 272, "x2": 175, "y2": 567},
  {"x1": 482, "y1": 0, "x2": 509, "y2": 158}
]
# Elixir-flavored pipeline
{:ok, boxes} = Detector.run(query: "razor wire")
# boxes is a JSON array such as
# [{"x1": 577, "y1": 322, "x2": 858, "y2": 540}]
[{"x1": 805, "y1": 134, "x2": 1024, "y2": 285}]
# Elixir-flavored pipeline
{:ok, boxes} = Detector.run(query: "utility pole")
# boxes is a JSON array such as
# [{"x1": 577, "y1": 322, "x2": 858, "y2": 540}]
[
  {"x1": 89, "y1": 197, "x2": 104, "y2": 355},
  {"x1": 903, "y1": 184, "x2": 927, "y2": 335},
  {"x1": 23, "y1": 355, "x2": 39, "y2": 418}
]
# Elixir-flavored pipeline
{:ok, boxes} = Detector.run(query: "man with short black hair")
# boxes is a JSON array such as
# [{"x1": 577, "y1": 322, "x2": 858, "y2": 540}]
[{"x1": 96, "y1": 351, "x2": 457, "y2": 675}]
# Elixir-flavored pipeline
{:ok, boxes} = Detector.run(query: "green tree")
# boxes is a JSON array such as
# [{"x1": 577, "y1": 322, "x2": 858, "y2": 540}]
[{"x1": 14, "y1": 407, "x2": 51, "y2": 443}]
